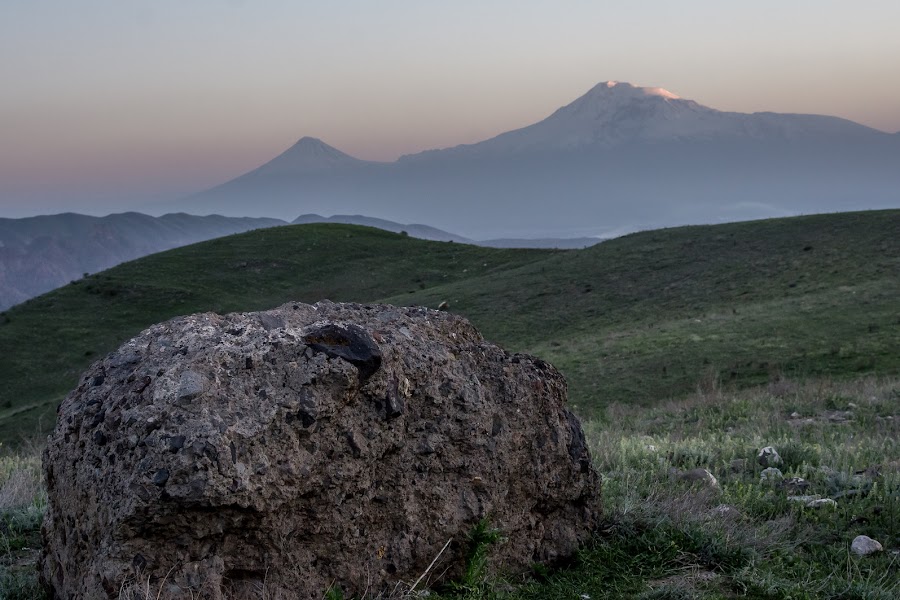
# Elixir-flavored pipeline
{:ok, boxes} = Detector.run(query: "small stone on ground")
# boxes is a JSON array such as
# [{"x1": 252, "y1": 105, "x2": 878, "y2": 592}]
[{"x1": 851, "y1": 535, "x2": 883, "y2": 556}]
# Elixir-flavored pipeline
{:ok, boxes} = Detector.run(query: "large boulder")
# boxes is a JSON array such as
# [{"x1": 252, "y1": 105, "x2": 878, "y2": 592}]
[{"x1": 41, "y1": 301, "x2": 601, "y2": 599}]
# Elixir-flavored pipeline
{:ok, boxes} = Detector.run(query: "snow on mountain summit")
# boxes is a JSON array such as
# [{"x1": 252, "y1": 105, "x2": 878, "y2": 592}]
[
  {"x1": 546, "y1": 80, "x2": 704, "y2": 137},
  {"x1": 401, "y1": 80, "x2": 882, "y2": 161},
  {"x1": 400, "y1": 81, "x2": 718, "y2": 159},
  {"x1": 586, "y1": 80, "x2": 680, "y2": 100},
  {"x1": 187, "y1": 78, "x2": 899, "y2": 234},
  {"x1": 221, "y1": 81, "x2": 889, "y2": 187}
]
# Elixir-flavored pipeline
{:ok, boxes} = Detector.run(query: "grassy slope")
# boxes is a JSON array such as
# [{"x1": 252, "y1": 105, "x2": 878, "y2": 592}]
[
  {"x1": 0, "y1": 211, "x2": 898, "y2": 443},
  {"x1": 0, "y1": 224, "x2": 552, "y2": 442},
  {"x1": 5, "y1": 377, "x2": 897, "y2": 599},
  {"x1": 388, "y1": 210, "x2": 900, "y2": 413},
  {"x1": 2, "y1": 211, "x2": 899, "y2": 599},
  {"x1": 509, "y1": 377, "x2": 900, "y2": 600}
]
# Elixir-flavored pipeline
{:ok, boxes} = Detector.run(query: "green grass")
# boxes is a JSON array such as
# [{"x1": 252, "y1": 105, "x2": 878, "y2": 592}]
[
  {"x1": 1, "y1": 210, "x2": 897, "y2": 442},
  {"x1": 1, "y1": 210, "x2": 899, "y2": 597},
  {"x1": 6, "y1": 376, "x2": 896, "y2": 599},
  {"x1": 386, "y1": 211, "x2": 900, "y2": 414},
  {"x1": 0, "y1": 444, "x2": 45, "y2": 600},
  {"x1": 424, "y1": 377, "x2": 900, "y2": 600},
  {"x1": 0, "y1": 225, "x2": 553, "y2": 442},
  {"x1": 588, "y1": 377, "x2": 900, "y2": 599}
]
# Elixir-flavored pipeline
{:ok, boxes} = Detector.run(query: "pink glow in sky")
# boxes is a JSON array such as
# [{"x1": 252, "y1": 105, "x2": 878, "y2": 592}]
[{"x1": 2, "y1": 0, "x2": 899, "y2": 217}]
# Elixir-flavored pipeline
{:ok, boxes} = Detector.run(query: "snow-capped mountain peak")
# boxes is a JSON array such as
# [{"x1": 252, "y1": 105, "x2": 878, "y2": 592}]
[
  {"x1": 400, "y1": 80, "x2": 882, "y2": 161},
  {"x1": 186, "y1": 78, "x2": 898, "y2": 239},
  {"x1": 545, "y1": 80, "x2": 703, "y2": 135},
  {"x1": 403, "y1": 81, "x2": 713, "y2": 158},
  {"x1": 586, "y1": 80, "x2": 680, "y2": 100}
]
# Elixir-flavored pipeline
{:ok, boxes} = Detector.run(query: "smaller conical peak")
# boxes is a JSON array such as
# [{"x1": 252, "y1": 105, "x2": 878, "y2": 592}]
[
  {"x1": 249, "y1": 136, "x2": 364, "y2": 175},
  {"x1": 280, "y1": 136, "x2": 355, "y2": 160},
  {"x1": 289, "y1": 136, "x2": 333, "y2": 151}
]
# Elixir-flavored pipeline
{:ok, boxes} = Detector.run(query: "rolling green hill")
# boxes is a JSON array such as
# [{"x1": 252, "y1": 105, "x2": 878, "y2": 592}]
[{"x1": 1, "y1": 210, "x2": 897, "y2": 444}]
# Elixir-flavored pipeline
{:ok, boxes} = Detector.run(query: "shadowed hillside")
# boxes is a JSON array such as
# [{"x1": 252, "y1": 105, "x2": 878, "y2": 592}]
[
  {"x1": 387, "y1": 210, "x2": 900, "y2": 413},
  {"x1": 0, "y1": 212, "x2": 285, "y2": 310}
]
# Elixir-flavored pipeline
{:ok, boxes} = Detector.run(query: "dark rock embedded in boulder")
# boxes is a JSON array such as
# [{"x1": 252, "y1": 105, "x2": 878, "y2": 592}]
[
  {"x1": 41, "y1": 301, "x2": 601, "y2": 599},
  {"x1": 303, "y1": 322, "x2": 382, "y2": 381}
]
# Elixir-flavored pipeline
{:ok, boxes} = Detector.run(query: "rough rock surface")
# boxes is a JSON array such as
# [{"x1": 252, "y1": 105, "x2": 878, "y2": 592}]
[
  {"x1": 759, "y1": 467, "x2": 784, "y2": 486},
  {"x1": 757, "y1": 446, "x2": 782, "y2": 467},
  {"x1": 41, "y1": 301, "x2": 601, "y2": 599},
  {"x1": 850, "y1": 535, "x2": 883, "y2": 556},
  {"x1": 678, "y1": 468, "x2": 718, "y2": 488}
]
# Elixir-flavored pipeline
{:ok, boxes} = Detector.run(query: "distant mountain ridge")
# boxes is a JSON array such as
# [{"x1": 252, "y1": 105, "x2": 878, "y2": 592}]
[
  {"x1": 290, "y1": 214, "x2": 602, "y2": 248},
  {"x1": 181, "y1": 81, "x2": 900, "y2": 238},
  {"x1": 0, "y1": 212, "x2": 284, "y2": 310},
  {"x1": 402, "y1": 81, "x2": 883, "y2": 160},
  {"x1": 291, "y1": 214, "x2": 469, "y2": 242},
  {"x1": 1, "y1": 212, "x2": 601, "y2": 310}
]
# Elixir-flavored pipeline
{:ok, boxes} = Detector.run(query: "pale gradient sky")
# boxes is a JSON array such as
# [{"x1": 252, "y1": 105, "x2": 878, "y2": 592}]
[{"x1": 2, "y1": 0, "x2": 900, "y2": 217}]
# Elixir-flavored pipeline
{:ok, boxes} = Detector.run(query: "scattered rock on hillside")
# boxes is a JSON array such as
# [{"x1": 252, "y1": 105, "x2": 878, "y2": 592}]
[
  {"x1": 787, "y1": 416, "x2": 817, "y2": 427},
  {"x1": 806, "y1": 498, "x2": 837, "y2": 509},
  {"x1": 788, "y1": 409, "x2": 857, "y2": 427},
  {"x1": 787, "y1": 495, "x2": 818, "y2": 504},
  {"x1": 851, "y1": 535, "x2": 883, "y2": 556},
  {"x1": 760, "y1": 467, "x2": 784, "y2": 486},
  {"x1": 40, "y1": 301, "x2": 601, "y2": 599},
  {"x1": 826, "y1": 410, "x2": 853, "y2": 423},
  {"x1": 678, "y1": 468, "x2": 718, "y2": 488},
  {"x1": 787, "y1": 495, "x2": 837, "y2": 509},
  {"x1": 777, "y1": 477, "x2": 810, "y2": 494},
  {"x1": 757, "y1": 446, "x2": 782, "y2": 467}
]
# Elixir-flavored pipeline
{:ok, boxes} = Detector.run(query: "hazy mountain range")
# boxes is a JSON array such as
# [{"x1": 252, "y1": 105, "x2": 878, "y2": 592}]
[
  {"x1": 6, "y1": 80, "x2": 898, "y2": 309},
  {"x1": 290, "y1": 214, "x2": 600, "y2": 248},
  {"x1": 179, "y1": 81, "x2": 900, "y2": 239},
  {"x1": 0, "y1": 212, "x2": 597, "y2": 310},
  {"x1": 0, "y1": 213, "x2": 282, "y2": 310}
]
